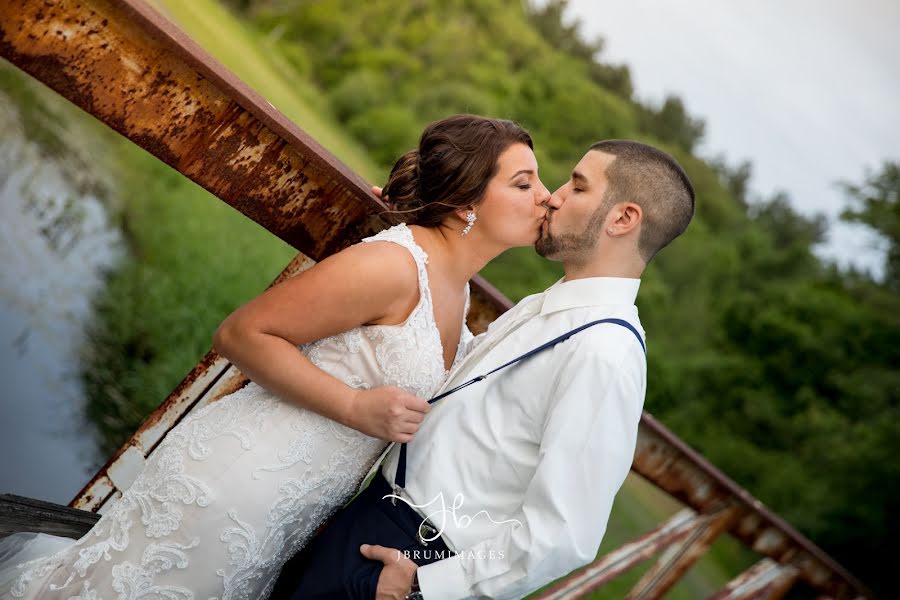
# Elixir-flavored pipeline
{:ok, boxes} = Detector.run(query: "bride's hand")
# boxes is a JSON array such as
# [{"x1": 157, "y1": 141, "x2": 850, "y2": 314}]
[{"x1": 346, "y1": 386, "x2": 431, "y2": 442}]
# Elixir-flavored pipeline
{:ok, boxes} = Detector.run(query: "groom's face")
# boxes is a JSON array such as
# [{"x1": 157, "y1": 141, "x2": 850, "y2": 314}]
[{"x1": 536, "y1": 150, "x2": 614, "y2": 260}]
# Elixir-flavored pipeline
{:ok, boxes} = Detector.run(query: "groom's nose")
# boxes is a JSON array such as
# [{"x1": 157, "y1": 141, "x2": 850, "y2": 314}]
[{"x1": 546, "y1": 190, "x2": 565, "y2": 210}]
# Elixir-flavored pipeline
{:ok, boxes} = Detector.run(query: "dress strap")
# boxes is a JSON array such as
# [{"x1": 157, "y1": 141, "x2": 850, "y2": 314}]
[
  {"x1": 463, "y1": 281, "x2": 471, "y2": 316},
  {"x1": 360, "y1": 223, "x2": 432, "y2": 306}
]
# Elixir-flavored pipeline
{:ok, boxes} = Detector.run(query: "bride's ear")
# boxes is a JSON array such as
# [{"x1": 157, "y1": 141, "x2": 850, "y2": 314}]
[{"x1": 453, "y1": 206, "x2": 476, "y2": 222}]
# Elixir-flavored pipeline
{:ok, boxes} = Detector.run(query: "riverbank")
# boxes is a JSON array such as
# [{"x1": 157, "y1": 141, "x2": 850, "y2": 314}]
[{"x1": 0, "y1": 63, "x2": 121, "y2": 503}]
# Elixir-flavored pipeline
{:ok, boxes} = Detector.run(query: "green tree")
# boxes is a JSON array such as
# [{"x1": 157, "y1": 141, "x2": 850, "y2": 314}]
[
  {"x1": 638, "y1": 95, "x2": 706, "y2": 153},
  {"x1": 840, "y1": 161, "x2": 900, "y2": 289}
]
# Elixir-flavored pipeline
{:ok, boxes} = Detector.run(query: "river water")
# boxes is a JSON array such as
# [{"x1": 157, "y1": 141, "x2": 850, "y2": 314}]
[{"x1": 0, "y1": 95, "x2": 124, "y2": 504}]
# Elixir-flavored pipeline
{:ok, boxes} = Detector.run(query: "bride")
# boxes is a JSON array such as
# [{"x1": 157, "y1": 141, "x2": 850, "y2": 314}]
[{"x1": 0, "y1": 114, "x2": 550, "y2": 599}]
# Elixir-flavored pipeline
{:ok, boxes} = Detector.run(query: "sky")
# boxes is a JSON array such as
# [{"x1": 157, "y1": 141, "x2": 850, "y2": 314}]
[{"x1": 560, "y1": 0, "x2": 900, "y2": 276}]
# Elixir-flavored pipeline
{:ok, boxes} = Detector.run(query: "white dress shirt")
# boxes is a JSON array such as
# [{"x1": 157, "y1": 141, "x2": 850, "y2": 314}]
[{"x1": 376, "y1": 276, "x2": 647, "y2": 599}]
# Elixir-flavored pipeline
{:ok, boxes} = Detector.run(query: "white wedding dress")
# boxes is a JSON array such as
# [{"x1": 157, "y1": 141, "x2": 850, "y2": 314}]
[{"x1": 0, "y1": 223, "x2": 472, "y2": 600}]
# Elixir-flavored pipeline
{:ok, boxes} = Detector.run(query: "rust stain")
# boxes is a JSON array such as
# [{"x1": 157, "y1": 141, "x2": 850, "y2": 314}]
[{"x1": 210, "y1": 371, "x2": 251, "y2": 400}]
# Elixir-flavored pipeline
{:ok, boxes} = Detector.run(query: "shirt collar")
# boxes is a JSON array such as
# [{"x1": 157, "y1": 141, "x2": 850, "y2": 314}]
[{"x1": 539, "y1": 276, "x2": 641, "y2": 316}]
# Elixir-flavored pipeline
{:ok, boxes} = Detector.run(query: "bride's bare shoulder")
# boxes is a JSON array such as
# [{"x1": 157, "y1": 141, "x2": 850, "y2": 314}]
[{"x1": 214, "y1": 237, "x2": 421, "y2": 348}]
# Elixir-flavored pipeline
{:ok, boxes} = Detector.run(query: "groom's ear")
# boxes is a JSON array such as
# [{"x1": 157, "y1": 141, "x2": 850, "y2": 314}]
[{"x1": 608, "y1": 202, "x2": 642, "y2": 235}]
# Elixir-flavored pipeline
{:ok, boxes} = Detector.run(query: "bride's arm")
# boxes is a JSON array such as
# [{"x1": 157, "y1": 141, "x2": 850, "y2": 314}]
[{"x1": 212, "y1": 241, "x2": 430, "y2": 443}]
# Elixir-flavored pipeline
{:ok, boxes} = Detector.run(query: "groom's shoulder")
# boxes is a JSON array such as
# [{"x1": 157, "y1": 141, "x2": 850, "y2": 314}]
[
  {"x1": 514, "y1": 291, "x2": 545, "y2": 307},
  {"x1": 487, "y1": 291, "x2": 545, "y2": 325},
  {"x1": 555, "y1": 309, "x2": 645, "y2": 359}
]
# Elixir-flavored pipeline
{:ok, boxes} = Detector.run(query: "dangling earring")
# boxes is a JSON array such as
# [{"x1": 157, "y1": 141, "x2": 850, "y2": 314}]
[{"x1": 461, "y1": 211, "x2": 477, "y2": 236}]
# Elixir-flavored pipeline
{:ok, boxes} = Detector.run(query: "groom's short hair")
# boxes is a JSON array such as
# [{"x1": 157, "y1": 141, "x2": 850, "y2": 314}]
[{"x1": 591, "y1": 140, "x2": 695, "y2": 262}]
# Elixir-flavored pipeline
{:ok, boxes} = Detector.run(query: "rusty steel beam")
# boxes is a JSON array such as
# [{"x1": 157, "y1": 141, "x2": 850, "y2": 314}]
[
  {"x1": 708, "y1": 558, "x2": 800, "y2": 600},
  {"x1": 624, "y1": 505, "x2": 741, "y2": 600},
  {"x1": 0, "y1": 1, "x2": 871, "y2": 599},
  {"x1": 630, "y1": 414, "x2": 871, "y2": 599},
  {"x1": 533, "y1": 508, "x2": 703, "y2": 600}
]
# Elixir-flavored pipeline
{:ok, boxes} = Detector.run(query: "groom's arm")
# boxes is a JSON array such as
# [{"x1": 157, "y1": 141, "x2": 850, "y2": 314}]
[{"x1": 416, "y1": 345, "x2": 646, "y2": 599}]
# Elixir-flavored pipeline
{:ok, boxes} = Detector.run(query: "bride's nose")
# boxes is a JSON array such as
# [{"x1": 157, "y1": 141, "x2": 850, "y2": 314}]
[{"x1": 535, "y1": 181, "x2": 551, "y2": 206}]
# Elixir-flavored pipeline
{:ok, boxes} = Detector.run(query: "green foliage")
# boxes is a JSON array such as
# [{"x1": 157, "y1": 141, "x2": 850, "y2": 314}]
[
  {"x1": 526, "y1": 0, "x2": 603, "y2": 63},
  {"x1": 526, "y1": 0, "x2": 633, "y2": 98},
  {"x1": 329, "y1": 69, "x2": 390, "y2": 121},
  {"x1": 637, "y1": 95, "x2": 706, "y2": 153},
  {"x1": 0, "y1": 62, "x2": 71, "y2": 160},
  {"x1": 247, "y1": 0, "x2": 688, "y2": 186},
  {"x1": 347, "y1": 104, "x2": 420, "y2": 165},
  {"x1": 840, "y1": 161, "x2": 900, "y2": 289},
  {"x1": 414, "y1": 82, "x2": 498, "y2": 123}
]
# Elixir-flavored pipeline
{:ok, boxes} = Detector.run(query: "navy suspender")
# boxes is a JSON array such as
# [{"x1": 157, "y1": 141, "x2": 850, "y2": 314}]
[{"x1": 392, "y1": 318, "x2": 646, "y2": 492}]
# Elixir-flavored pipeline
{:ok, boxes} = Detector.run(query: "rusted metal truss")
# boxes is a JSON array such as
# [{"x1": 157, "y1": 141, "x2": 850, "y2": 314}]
[
  {"x1": 0, "y1": 0, "x2": 872, "y2": 598},
  {"x1": 708, "y1": 558, "x2": 800, "y2": 600},
  {"x1": 624, "y1": 505, "x2": 741, "y2": 600},
  {"x1": 534, "y1": 509, "x2": 704, "y2": 599}
]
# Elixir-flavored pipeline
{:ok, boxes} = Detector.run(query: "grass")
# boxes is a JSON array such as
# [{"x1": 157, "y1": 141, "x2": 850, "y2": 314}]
[{"x1": 145, "y1": 0, "x2": 383, "y2": 182}]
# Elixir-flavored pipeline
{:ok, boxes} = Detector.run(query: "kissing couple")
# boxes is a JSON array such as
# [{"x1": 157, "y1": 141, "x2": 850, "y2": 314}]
[{"x1": 0, "y1": 114, "x2": 694, "y2": 600}]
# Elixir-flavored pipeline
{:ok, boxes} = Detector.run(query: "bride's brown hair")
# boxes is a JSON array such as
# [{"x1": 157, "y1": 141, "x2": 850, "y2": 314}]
[{"x1": 383, "y1": 114, "x2": 533, "y2": 227}]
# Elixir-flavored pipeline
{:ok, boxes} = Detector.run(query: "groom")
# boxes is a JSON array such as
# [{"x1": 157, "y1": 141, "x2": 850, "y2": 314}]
[{"x1": 270, "y1": 140, "x2": 694, "y2": 599}]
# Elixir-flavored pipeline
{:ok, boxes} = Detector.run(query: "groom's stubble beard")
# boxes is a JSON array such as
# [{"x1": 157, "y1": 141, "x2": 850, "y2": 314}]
[{"x1": 535, "y1": 200, "x2": 610, "y2": 262}]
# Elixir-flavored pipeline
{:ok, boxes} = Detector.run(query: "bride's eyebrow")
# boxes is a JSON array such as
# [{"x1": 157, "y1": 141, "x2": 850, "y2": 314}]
[{"x1": 508, "y1": 169, "x2": 535, "y2": 180}]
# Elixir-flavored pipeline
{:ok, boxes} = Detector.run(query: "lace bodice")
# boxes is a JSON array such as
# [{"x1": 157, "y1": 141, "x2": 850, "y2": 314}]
[
  {"x1": 2, "y1": 223, "x2": 473, "y2": 600},
  {"x1": 301, "y1": 222, "x2": 472, "y2": 400}
]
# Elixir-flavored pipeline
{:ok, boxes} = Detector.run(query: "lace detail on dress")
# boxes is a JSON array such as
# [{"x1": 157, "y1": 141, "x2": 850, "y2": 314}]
[
  {"x1": 360, "y1": 222, "x2": 469, "y2": 376},
  {"x1": 173, "y1": 384, "x2": 281, "y2": 461},
  {"x1": 3, "y1": 223, "x2": 474, "y2": 600},
  {"x1": 109, "y1": 539, "x2": 199, "y2": 600}
]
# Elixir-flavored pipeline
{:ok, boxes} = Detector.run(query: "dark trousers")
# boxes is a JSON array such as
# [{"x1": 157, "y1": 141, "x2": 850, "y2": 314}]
[{"x1": 269, "y1": 474, "x2": 453, "y2": 599}]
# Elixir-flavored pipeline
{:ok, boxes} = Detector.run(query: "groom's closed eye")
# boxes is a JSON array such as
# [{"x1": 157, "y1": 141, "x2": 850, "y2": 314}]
[{"x1": 571, "y1": 171, "x2": 589, "y2": 192}]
